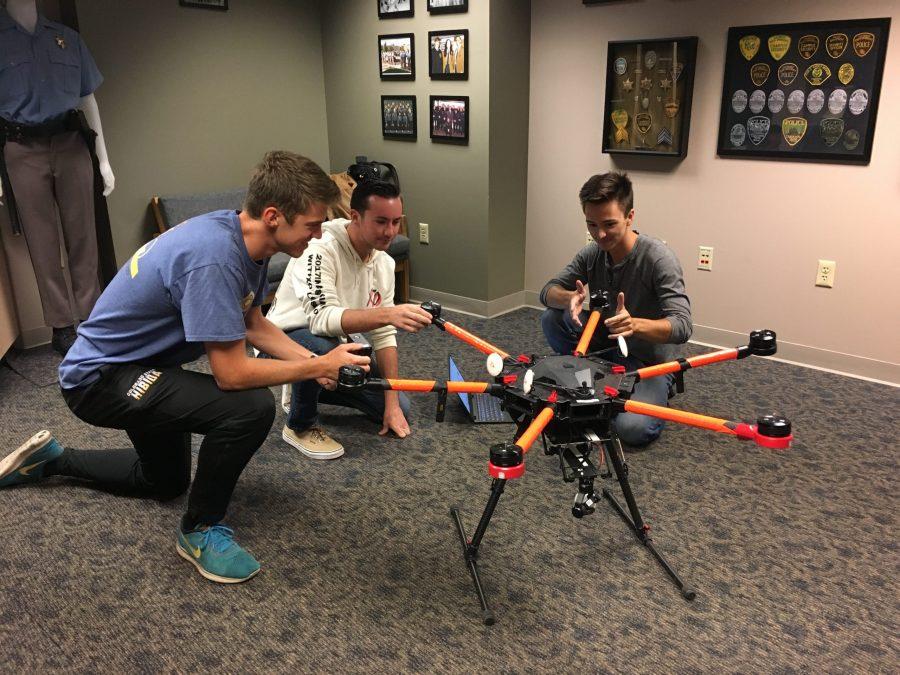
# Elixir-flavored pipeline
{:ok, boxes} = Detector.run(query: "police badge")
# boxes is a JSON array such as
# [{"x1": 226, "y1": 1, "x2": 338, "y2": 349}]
[
  {"x1": 838, "y1": 63, "x2": 855, "y2": 85},
  {"x1": 827, "y1": 89, "x2": 847, "y2": 115},
  {"x1": 781, "y1": 117, "x2": 808, "y2": 146},
  {"x1": 767, "y1": 35, "x2": 791, "y2": 60},
  {"x1": 804, "y1": 63, "x2": 831, "y2": 86},
  {"x1": 622, "y1": 78, "x2": 634, "y2": 92},
  {"x1": 806, "y1": 89, "x2": 825, "y2": 114},
  {"x1": 797, "y1": 34, "x2": 819, "y2": 59},
  {"x1": 750, "y1": 63, "x2": 770, "y2": 86},
  {"x1": 731, "y1": 90, "x2": 748, "y2": 114},
  {"x1": 55, "y1": 36, "x2": 67, "y2": 49},
  {"x1": 747, "y1": 116, "x2": 770, "y2": 145},
  {"x1": 819, "y1": 118, "x2": 844, "y2": 147},
  {"x1": 739, "y1": 35, "x2": 760, "y2": 60},
  {"x1": 767, "y1": 90, "x2": 785, "y2": 114},
  {"x1": 635, "y1": 112, "x2": 652, "y2": 136},
  {"x1": 825, "y1": 33, "x2": 849, "y2": 59},
  {"x1": 786, "y1": 90, "x2": 805, "y2": 115},
  {"x1": 730, "y1": 124, "x2": 746, "y2": 147},
  {"x1": 852, "y1": 32, "x2": 875, "y2": 57},
  {"x1": 777, "y1": 63, "x2": 798, "y2": 86},
  {"x1": 748, "y1": 89, "x2": 766, "y2": 114},
  {"x1": 644, "y1": 51, "x2": 657, "y2": 69},
  {"x1": 614, "y1": 57, "x2": 628, "y2": 76},
  {"x1": 848, "y1": 89, "x2": 868, "y2": 116}
]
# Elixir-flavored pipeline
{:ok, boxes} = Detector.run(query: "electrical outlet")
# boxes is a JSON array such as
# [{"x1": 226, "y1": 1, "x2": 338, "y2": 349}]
[
  {"x1": 698, "y1": 246, "x2": 713, "y2": 271},
  {"x1": 418, "y1": 222, "x2": 429, "y2": 245},
  {"x1": 816, "y1": 259, "x2": 836, "y2": 288}
]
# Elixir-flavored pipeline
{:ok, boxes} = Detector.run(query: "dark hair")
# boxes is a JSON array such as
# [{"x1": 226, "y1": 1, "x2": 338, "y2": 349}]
[
  {"x1": 578, "y1": 172, "x2": 634, "y2": 214},
  {"x1": 350, "y1": 180, "x2": 402, "y2": 216},
  {"x1": 244, "y1": 151, "x2": 339, "y2": 222}
]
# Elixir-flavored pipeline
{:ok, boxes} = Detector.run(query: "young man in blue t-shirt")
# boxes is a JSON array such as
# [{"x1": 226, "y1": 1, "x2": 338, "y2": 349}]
[{"x1": 0, "y1": 151, "x2": 370, "y2": 584}]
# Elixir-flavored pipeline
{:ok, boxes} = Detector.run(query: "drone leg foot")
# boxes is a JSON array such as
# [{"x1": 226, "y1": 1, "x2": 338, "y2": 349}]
[
  {"x1": 450, "y1": 479, "x2": 506, "y2": 625},
  {"x1": 602, "y1": 439, "x2": 695, "y2": 602}
]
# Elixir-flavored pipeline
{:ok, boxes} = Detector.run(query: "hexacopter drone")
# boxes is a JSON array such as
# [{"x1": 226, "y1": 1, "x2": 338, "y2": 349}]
[{"x1": 338, "y1": 295, "x2": 792, "y2": 625}]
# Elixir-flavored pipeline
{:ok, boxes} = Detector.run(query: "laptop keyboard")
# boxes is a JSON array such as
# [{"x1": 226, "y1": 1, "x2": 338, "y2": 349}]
[{"x1": 474, "y1": 394, "x2": 507, "y2": 422}]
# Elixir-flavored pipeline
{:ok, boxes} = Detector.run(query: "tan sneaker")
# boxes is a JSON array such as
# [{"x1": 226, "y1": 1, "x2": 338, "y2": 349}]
[{"x1": 282, "y1": 426, "x2": 344, "y2": 460}]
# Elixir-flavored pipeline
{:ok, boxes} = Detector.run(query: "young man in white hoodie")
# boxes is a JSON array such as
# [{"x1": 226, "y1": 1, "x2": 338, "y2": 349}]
[{"x1": 263, "y1": 180, "x2": 433, "y2": 459}]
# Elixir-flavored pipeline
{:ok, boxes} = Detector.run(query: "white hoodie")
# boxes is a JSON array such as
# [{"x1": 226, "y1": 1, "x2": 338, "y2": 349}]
[{"x1": 266, "y1": 219, "x2": 397, "y2": 351}]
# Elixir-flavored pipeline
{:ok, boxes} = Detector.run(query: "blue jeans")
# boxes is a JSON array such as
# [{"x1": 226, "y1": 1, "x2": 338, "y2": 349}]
[
  {"x1": 260, "y1": 329, "x2": 411, "y2": 432},
  {"x1": 540, "y1": 308, "x2": 673, "y2": 448}
]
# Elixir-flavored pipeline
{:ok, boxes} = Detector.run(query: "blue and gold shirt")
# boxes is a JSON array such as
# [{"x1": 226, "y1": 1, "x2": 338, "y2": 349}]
[
  {"x1": 59, "y1": 210, "x2": 269, "y2": 390},
  {"x1": 0, "y1": 10, "x2": 102, "y2": 124}
]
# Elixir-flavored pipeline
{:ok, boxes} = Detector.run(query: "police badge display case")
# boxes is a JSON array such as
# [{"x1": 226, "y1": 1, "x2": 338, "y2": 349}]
[
  {"x1": 602, "y1": 37, "x2": 698, "y2": 158},
  {"x1": 717, "y1": 18, "x2": 890, "y2": 164}
]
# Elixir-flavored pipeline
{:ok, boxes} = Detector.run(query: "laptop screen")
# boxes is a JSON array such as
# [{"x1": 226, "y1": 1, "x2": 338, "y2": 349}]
[{"x1": 447, "y1": 356, "x2": 472, "y2": 413}]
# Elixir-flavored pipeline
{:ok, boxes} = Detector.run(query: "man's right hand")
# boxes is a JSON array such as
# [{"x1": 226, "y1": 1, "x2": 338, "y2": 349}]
[
  {"x1": 386, "y1": 304, "x2": 433, "y2": 333},
  {"x1": 569, "y1": 280, "x2": 588, "y2": 327},
  {"x1": 318, "y1": 343, "x2": 370, "y2": 380}
]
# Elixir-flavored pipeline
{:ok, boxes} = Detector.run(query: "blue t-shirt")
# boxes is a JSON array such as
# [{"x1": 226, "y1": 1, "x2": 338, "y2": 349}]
[
  {"x1": 0, "y1": 11, "x2": 103, "y2": 125},
  {"x1": 59, "y1": 210, "x2": 269, "y2": 390}
]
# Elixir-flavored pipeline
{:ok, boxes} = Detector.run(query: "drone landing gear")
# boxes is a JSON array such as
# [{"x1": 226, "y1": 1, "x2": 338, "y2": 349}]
[{"x1": 597, "y1": 437, "x2": 696, "y2": 602}]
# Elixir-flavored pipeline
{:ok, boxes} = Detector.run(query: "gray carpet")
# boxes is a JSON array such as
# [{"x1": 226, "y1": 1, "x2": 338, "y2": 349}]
[{"x1": 0, "y1": 308, "x2": 897, "y2": 673}]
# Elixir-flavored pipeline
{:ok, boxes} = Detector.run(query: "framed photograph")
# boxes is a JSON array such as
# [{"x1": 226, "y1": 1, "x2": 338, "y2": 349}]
[
  {"x1": 379, "y1": 33, "x2": 415, "y2": 81},
  {"x1": 430, "y1": 95, "x2": 469, "y2": 144},
  {"x1": 179, "y1": 0, "x2": 228, "y2": 10},
  {"x1": 602, "y1": 36, "x2": 698, "y2": 158},
  {"x1": 428, "y1": 0, "x2": 467, "y2": 15},
  {"x1": 717, "y1": 17, "x2": 890, "y2": 164},
  {"x1": 382, "y1": 96, "x2": 417, "y2": 140},
  {"x1": 378, "y1": 0, "x2": 414, "y2": 20},
  {"x1": 428, "y1": 29, "x2": 468, "y2": 80}
]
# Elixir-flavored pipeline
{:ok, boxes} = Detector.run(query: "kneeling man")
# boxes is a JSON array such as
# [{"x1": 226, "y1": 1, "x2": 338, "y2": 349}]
[{"x1": 265, "y1": 179, "x2": 432, "y2": 459}]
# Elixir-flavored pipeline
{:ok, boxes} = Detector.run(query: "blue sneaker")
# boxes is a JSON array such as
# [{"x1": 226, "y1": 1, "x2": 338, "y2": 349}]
[
  {"x1": 0, "y1": 431, "x2": 63, "y2": 487},
  {"x1": 176, "y1": 524, "x2": 261, "y2": 583}
]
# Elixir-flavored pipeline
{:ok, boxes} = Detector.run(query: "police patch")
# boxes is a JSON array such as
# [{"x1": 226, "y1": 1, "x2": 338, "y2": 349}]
[
  {"x1": 819, "y1": 118, "x2": 844, "y2": 147},
  {"x1": 786, "y1": 89, "x2": 805, "y2": 114},
  {"x1": 747, "y1": 116, "x2": 770, "y2": 145},
  {"x1": 777, "y1": 62, "x2": 798, "y2": 86},
  {"x1": 730, "y1": 124, "x2": 747, "y2": 147},
  {"x1": 806, "y1": 88, "x2": 825, "y2": 114},
  {"x1": 739, "y1": 35, "x2": 760, "y2": 61},
  {"x1": 848, "y1": 89, "x2": 868, "y2": 116},
  {"x1": 749, "y1": 89, "x2": 766, "y2": 114},
  {"x1": 842, "y1": 129, "x2": 860, "y2": 150},
  {"x1": 635, "y1": 112, "x2": 652, "y2": 135},
  {"x1": 825, "y1": 33, "x2": 849, "y2": 58},
  {"x1": 853, "y1": 32, "x2": 875, "y2": 57},
  {"x1": 838, "y1": 63, "x2": 854, "y2": 85},
  {"x1": 797, "y1": 35, "x2": 819, "y2": 59},
  {"x1": 781, "y1": 117, "x2": 808, "y2": 146},
  {"x1": 804, "y1": 63, "x2": 831, "y2": 86},
  {"x1": 614, "y1": 57, "x2": 627, "y2": 75},
  {"x1": 750, "y1": 63, "x2": 771, "y2": 86},
  {"x1": 827, "y1": 89, "x2": 847, "y2": 115},
  {"x1": 732, "y1": 90, "x2": 748, "y2": 114},
  {"x1": 644, "y1": 51, "x2": 657, "y2": 69},
  {"x1": 768, "y1": 90, "x2": 785, "y2": 114},
  {"x1": 767, "y1": 34, "x2": 791, "y2": 61}
]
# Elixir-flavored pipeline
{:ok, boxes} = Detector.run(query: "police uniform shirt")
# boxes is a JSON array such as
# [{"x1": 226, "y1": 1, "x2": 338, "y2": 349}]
[
  {"x1": 58, "y1": 211, "x2": 270, "y2": 390},
  {"x1": 0, "y1": 10, "x2": 103, "y2": 125}
]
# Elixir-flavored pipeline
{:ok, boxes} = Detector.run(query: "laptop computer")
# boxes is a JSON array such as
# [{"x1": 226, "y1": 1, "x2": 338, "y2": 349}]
[{"x1": 448, "y1": 355, "x2": 514, "y2": 424}]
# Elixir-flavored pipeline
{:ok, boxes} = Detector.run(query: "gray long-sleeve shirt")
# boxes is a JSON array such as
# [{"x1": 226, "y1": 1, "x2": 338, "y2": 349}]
[{"x1": 540, "y1": 234, "x2": 692, "y2": 366}]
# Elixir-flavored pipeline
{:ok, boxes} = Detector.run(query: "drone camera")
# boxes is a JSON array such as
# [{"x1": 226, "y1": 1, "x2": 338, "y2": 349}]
[
  {"x1": 747, "y1": 329, "x2": 777, "y2": 356},
  {"x1": 589, "y1": 290, "x2": 611, "y2": 312},
  {"x1": 420, "y1": 300, "x2": 445, "y2": 327}
]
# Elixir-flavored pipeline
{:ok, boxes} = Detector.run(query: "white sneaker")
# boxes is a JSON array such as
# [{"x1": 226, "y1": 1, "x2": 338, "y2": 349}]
[
  {"x1": 281, "y1": 384, "x2": 291, "y2": 414},
  {"x1": 282, "y1": 426, "x2": 344, "y2": 460}
]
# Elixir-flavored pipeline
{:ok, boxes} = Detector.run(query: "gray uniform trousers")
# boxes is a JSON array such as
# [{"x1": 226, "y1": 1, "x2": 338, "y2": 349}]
[{"x1": 3, "y1": 130, "x2": 100, "y2": 328}]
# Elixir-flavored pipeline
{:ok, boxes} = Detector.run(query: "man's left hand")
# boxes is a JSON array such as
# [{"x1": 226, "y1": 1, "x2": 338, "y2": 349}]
[
  {"x1": 604, "y1": 292, "x2": 636, "y2": 338},
  {"x1": 380, "y1": 406, "x2": 411, "y2": 438}
]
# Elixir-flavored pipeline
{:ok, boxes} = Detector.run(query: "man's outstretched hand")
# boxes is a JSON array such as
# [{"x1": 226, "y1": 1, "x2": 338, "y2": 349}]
[
  {"x1": 569, "y1": 280, "x2": 588, "y2": 327},
  {"x1": 604, "y1": 292, "x2": 635, "y2": 338}
]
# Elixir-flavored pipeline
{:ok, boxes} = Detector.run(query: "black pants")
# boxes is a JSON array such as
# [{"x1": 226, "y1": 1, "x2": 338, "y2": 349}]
[{"x1": 60, "y1": 363, "x2": 275, "y2": 527}]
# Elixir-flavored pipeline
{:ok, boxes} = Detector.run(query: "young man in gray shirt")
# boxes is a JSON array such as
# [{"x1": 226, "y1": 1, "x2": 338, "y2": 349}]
[{"x1": 539, "y1": 172, "x2": 692, "y2": 447}]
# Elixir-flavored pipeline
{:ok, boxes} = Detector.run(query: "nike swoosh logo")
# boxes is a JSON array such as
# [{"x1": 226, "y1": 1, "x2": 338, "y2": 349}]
[{"x1": 18, "y1": 461, "x2": 44, "y2": 476}]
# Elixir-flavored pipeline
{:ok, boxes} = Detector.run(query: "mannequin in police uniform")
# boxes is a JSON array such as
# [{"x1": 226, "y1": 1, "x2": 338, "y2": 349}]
[{"x1": 0, "y1": 0, "x2": 114, "y2": 355}]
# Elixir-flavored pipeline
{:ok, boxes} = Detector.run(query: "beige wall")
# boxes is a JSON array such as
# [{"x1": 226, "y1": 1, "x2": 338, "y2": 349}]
[
  {"x1": 76, "y1": 0, "x2": 330, "y2": 263},
  {"x1": 525, "y1": 0, "x2": 900, "y2": 382},
  {"x1": 320, "y1": 0, "x2": 492, "y2": 300}
]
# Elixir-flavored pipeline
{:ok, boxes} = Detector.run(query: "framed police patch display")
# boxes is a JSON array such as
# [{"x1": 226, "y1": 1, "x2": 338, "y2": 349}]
[
  {"x1": 602, "y1": 37, "x2": 698, "y2": 158},
  {"x1": 717, "y1": 18, "x2": 890, "y2": 164}
]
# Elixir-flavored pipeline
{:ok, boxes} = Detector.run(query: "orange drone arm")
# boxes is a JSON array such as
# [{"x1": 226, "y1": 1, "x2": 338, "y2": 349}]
[
  {"x1": 573, "y1": 310, "x2": 602, "y2": 357},
  {"x1": 621, "y1": 399, "x2": 792, "y2": 450},
  {"x1": 443, "y1": 322, "x2": 510, "y2": 359},
  {"x1": 634, "y1": 348, "x2": 740, "y2": 380},
  {"x1": 515, "y1": 406, "x2": 556, "y2": 453},
  {"x1": 382, "y1": 378, "x2": 495, "y2": 394}
]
